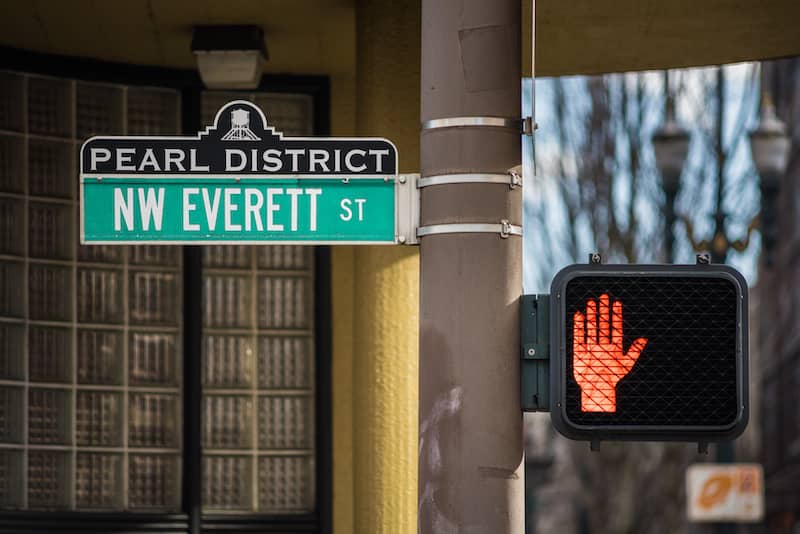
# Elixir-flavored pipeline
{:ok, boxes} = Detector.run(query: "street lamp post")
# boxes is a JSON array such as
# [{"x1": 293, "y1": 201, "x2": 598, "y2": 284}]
[
  {"x1": 653, "y1": 71, "x2": 690, "y2": 263},
  {"x1": 749, "y1": 91, "x2": 791, "y2": 267}
]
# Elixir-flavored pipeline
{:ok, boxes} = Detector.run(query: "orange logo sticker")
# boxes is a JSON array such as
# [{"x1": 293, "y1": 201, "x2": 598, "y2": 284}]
[
  {"x1": 698, "y1": 474, "x2": 733, "y2": 509},
  {"x1": 573, "y1": 294, "x2": 647, "y2": 412}
]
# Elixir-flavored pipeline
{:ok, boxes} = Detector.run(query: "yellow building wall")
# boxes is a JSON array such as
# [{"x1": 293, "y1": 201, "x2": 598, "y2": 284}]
[
  {"x1": 0, "y1": 0, "x2": 416, "y2": 530},
  {"x1": 332, "y1": 245, "x2": 356, "y2": 534},
  {"x1": 328, "y1": 35, "x2": 358, "y2": 534},
  {"x1": 331, "y1": 1, "x2": 420, "y2": 533}
]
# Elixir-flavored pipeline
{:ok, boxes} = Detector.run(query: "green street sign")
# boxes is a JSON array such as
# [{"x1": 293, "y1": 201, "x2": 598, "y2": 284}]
[
  {"x1": 80, "y1": 101, "x2": 411, "y2": 245},
  {"x1": 82, "y1": 176, "x2": 397, "y2": 244}
]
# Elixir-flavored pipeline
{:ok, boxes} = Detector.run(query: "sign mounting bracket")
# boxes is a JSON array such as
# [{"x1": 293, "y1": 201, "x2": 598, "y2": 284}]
[
  {"x1": 520, "y1": 294, "x2": 550, "y2": 412},
  {"x1": 396, "y1": 173, "x2": 420, "y2": 245}
]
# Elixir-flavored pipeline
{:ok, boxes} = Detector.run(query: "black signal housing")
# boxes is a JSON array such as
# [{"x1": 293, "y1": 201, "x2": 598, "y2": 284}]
[{"x1": 549, "y1": 264, "x2": 749, "y2": 443}]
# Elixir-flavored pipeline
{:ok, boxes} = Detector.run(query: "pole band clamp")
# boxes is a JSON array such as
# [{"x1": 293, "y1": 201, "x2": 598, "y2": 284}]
[
  {"x1": 418, "y1": 171, "x2": 521, "y2": 189},
  {"x1": 416, "y1": 220, "x2": 522, "y2": 239},
  {"x1": 421, "y1": 116, "x2": 523, "y2": 132},
  {"x1": 522, "y1": 116, "x2": 538, "y2": 136}
]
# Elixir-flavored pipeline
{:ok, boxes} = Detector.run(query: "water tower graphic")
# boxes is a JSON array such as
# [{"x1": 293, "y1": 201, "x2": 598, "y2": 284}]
[{"x1": 221, "y1": 108, "x2": 261, "y2": 141}]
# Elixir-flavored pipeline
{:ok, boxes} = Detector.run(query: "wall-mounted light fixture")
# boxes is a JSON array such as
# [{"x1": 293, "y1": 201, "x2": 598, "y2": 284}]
[{"x1": 192, "y1": 25, "x2": 268, "y2": 89}]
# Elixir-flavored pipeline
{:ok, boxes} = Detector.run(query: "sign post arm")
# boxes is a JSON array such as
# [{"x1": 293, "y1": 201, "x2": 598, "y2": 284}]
[{"x1": 395, "y1": 173, "x2": 420, "y2": 245}]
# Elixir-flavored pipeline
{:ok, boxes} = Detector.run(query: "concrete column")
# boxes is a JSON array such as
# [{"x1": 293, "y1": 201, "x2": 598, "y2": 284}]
[
  {"x1": 418, "y1": 0, "x2": 525, "y2": 532},
  {"x1": 352, "y1": 1, "x2": 420, "y2": 533}
]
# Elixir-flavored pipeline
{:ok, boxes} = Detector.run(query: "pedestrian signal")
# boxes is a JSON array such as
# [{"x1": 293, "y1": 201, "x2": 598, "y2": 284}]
[{"x1": 549, "y1": 264, "x2": 748, "y2": 443}]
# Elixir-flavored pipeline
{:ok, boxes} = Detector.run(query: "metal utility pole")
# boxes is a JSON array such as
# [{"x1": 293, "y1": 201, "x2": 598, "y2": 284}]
[
  {"x1": 661, "y1": 71, "x2": 678, "y2": 264},
  {"x1": 418, "y1": 0, "x2": 525, "y2": 532},
  {"x1": 712, "y1": 65, "x2": 736, "y2": 534},
  {"x1": 712, "y1": 66, "x2": 728, "y2": 266}
]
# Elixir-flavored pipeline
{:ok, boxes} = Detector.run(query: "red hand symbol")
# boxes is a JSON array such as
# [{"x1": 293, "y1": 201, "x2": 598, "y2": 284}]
[{"x1": 573, "y1": 294, "x2": 647, "y2": 412}]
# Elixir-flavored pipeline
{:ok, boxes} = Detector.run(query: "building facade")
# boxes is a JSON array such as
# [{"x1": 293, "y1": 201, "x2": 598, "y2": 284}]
[
  {"x1": 0, "y1": 1, "x2": 422, "y2": 532},
  {"x1": 1, "y1": 1, "x2": 799, "y2": 534},
  {"x1": 760, "y1": 57, "x2": 800, "y2": 533}
]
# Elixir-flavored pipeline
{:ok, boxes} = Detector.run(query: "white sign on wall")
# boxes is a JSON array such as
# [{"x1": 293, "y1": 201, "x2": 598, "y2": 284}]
[{"x1": 686, "y1": 463, "x2": 764, "y2": 523}]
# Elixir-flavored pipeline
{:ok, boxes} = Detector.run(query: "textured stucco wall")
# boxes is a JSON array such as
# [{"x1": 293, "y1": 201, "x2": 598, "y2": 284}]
[
  {"x1": 352, "y1": 1, "x2": 421, "y2": 533},
  {"x1": 332, "y1": 246, "x2": 356, "y2": 534},
  {"x1": 329, "y1": 9, "x2": 357, "y2": 532},
  {"x1": 331, "y1": 1, "x2": 420, "y2": 532}
]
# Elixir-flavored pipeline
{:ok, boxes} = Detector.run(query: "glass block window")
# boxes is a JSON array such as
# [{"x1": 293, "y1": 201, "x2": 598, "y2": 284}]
[
  {"x1": 201, "y1": 246, "x2": 315, "y2": 514},
  {"x1": 200, "y1": 92, "x2": 316, "y2": 515},
  {"x1": 0, "y1": 71, "x2": 182, "y2": 511}
]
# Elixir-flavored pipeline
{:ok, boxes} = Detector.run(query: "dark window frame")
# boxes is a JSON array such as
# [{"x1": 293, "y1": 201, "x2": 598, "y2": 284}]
[{"x1": 0, "y1": 46, "x2": 333, "y2": 534}]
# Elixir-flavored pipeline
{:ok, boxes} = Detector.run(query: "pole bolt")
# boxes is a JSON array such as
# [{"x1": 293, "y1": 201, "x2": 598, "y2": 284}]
[
  {"x1": 696, "y1": 253, "x2": 711, "y2": 265},
  {"x1": 527, "y1": 348, "x2": 536, "y2": 356}
]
